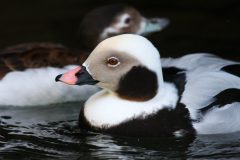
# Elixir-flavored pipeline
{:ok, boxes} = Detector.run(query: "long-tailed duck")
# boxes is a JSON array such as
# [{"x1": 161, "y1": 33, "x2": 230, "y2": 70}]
[
  {"x1": 79, "y1": 4, "x2": 169, "y2": 50},
  {"x1": 56, "y1": 34, "x2": 240, "y2": 137},
  {"x1": 0, "y1": 5, "x2": 169, "y2": 106}
]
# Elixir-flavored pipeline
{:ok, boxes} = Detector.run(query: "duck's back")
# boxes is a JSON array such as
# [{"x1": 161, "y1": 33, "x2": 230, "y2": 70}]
[
  {"x1": 180, "y1": 60, "x2": 240, "y2": 134},
  {"x1": 0, "y1": 43, "x2": 98, "y2": 106},
  {"x1": 0, "y1": 43, "x2": 89, "y2": 77}
]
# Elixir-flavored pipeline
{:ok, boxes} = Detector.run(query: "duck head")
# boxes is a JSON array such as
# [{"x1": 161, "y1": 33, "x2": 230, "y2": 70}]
[
  {"x1": 56, "y1": 34, "x2": 164, "y2": 101},
  {"x1": 79, "y1": 4, "x2": 169, "y2": 50}
]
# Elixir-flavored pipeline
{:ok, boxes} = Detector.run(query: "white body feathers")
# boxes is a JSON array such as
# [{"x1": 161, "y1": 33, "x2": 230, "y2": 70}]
[
  {"x1": 0, "y1": 65, "x2": 99, "y2": 106},
  {"x1": 163, "y1": 53, "x2": 240, "y2": 134},
  {"x1": 84, "y1": 83, "x2": 178, "y2": 128}
]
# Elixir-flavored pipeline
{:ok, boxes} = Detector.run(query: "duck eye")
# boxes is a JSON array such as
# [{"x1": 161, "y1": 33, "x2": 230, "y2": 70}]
[
  {"x1": 124, "y1": 17, "x2": 131, "y2": 24},
  {"x1": 106, "y1": 57, "x2": 120, "y2": 67}
]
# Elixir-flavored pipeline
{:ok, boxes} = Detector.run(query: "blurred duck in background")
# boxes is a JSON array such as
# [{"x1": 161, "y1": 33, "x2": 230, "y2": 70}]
[
  {"x1": 78, "y1": 4, "x2": 169, "y2": 50},
  {"x1": 0, "y1": 4, "x2": 169, "y2": 106}
]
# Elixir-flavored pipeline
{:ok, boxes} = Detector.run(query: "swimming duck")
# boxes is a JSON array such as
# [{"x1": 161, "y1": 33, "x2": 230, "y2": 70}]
[
  {"x1": 0, "y1": 4, "x2": 169, "y2": 106},
  {"x1": 56, "y1": 34, "x2": 240, "y2": 137},
  {"x1": 79, "y1": 4, "x2": 169, "y2": 50}
]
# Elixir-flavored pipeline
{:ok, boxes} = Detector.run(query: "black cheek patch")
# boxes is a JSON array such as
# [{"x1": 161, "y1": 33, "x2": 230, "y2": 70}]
[
  {"x1": 221, "y1": 64, "x2": 240, "y2": 77},
  {"x1": 116, "y1": 66, "x2": 158, "y2": 101}
]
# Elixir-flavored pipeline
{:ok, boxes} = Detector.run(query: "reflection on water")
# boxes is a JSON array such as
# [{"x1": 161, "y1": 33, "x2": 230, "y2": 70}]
[{"x1": 1, "y1": 103, "x2": 240, "y2": 159}]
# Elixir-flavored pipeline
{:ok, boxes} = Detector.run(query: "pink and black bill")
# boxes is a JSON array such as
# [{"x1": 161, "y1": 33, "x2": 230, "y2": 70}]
[{"x1": 55, "y1": 66, "x2": 98, "y2": 85}]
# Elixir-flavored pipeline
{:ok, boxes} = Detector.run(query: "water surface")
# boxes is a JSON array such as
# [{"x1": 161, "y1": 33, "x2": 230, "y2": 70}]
[{"x1": 1, "y1": 103, "x2": 240, "y2": 159}]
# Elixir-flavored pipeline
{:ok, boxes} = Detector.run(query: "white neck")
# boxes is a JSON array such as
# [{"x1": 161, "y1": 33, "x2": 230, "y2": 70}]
[{"x1": 83, "y1": 82, "x2": 179, "y2": 128}]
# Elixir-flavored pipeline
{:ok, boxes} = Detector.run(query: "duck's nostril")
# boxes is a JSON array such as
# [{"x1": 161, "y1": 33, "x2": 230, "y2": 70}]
[
  {"x1": 75, "y1": 71, "x2": 82, "y2": 77},
  {"x1": 150, "y1": 19, "x2": 158, "y2": 23}
]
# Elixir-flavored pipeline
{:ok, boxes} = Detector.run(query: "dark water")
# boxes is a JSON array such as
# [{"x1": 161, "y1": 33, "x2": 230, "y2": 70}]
[
  {"x1": 1, "y1": 0, "x2": 240, "y2": 159},
  {"x1": 1, "y1": 103, "x2": 240, "y2": 160}
]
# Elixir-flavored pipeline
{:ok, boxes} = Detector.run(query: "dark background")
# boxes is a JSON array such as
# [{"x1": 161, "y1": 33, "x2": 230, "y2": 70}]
[{"x1": 0, "y1": 0, "x2": 240, "y2": 60}]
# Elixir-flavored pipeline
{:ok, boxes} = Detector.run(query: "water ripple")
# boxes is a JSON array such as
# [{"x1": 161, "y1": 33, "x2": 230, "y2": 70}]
[{"x1": 1, "y1": 103, "x2": 240, "y2": 159}]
